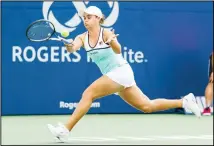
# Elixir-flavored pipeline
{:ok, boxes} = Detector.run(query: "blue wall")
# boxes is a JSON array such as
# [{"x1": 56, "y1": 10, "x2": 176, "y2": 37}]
[{"x1": 2, "y1": 2, "x2": 213, "y2": 115}]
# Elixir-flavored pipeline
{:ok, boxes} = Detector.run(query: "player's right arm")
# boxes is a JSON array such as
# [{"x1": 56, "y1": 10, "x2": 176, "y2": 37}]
[{"x1": 65, "y1": 33, "x2": 85, "y2": 53}]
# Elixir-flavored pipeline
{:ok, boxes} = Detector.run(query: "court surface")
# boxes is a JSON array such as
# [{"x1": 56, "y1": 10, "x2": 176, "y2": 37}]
[{"x1": 2, "y1": 114, "x2": 213, "y2": 145}]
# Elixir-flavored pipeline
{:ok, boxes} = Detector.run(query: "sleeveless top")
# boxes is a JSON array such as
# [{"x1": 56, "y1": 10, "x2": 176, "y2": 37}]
[{"x1": 84, "y1": 27, "x2": 127, "y2": 74}]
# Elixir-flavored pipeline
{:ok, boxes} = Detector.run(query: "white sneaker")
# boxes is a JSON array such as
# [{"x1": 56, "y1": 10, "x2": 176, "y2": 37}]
[
  {"x1": 47, "y1": 122, "x2": 70, "y2": 142},
  {"x1": 183, "y1": 93, "x2": 201, "y2": 118}
]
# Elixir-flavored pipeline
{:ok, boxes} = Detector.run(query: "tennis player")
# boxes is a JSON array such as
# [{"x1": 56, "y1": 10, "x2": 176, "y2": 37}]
[
  {"x1": 202, "y1": 52, "x2": 213, "y2": 115},
  {"x1": 47, "y1": 6, "x2": 201, "y2": 142}
]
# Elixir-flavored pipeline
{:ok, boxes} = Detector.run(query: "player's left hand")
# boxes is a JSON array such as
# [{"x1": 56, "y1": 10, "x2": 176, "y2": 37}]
[{"x1": 105, "y1": 29, "x2": 119, "y2": 44}]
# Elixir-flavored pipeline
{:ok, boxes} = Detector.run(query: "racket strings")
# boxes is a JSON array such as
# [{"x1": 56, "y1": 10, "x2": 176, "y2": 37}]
[{"x1": 26, "y1": 20, "x2": 55, "y2": 41}]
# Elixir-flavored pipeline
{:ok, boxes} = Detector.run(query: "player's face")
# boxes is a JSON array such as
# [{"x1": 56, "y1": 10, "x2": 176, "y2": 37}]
[{"x1": 83, "y1": 13, "x2": 99, "y2": 29}]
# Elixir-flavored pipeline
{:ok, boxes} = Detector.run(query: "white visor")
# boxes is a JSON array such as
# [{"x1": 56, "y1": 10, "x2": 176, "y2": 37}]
[{"x1": 78, "y1": 6, "x2": 103, "y2": 19}]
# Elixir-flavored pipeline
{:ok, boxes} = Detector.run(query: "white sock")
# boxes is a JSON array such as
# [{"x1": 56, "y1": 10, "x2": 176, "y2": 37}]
[{"x1": 182, "y1": 98, "x2": 187, "y2": 108}]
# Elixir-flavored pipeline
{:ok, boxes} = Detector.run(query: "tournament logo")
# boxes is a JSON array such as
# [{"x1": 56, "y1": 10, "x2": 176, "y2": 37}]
[{"x1": 42, "y1": 1, "x2": 119, "y2": 33}]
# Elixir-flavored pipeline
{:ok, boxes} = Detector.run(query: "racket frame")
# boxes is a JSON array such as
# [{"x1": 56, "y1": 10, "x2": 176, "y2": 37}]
[{"x1": 26, "y1": 19, "x2": 57, "y2": 42}]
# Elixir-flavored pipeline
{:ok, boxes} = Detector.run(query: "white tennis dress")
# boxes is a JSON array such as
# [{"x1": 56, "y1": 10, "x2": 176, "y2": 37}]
[{"x1": 84, "y1": 27, "x2": 136, "y2": 88}]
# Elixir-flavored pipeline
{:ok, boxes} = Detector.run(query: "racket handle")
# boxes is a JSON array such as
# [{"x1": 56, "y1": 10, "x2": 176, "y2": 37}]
[
  {"x1": 60, "y1": 38, "x2": 71, "y2": 44},
  {"x1": 56, "y1": 36, "x2": 72, "y2": 44}
]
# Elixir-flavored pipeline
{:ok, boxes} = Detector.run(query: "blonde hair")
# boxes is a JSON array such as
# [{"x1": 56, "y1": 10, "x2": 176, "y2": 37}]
[{"x1": 99, "y1": 14, "x2": 105, "y2": 24}]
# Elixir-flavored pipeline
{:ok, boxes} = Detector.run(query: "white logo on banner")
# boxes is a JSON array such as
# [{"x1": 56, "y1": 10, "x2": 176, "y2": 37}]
[
  {"x1": 12, "y1": 2, "x2": 148, "y2": 63},
  {"x1": 42, "y1": 1, "x2": 119, "y2": 33}
]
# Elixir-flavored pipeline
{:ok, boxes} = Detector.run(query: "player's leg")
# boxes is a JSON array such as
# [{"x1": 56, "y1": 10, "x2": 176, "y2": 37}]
[
  {"x1": 205, "y1": 83, "x2": 213, "y2": 107},
  {"x1": 47, "y1": 75, "x2": 124, "y2": 141},
  {"x1": 119, "y1": 85, "x2": 201, "y2": 117},
  {"x1": 65, "y1": 75, "x2": 124, "y2": 131},
  {"x1": 118, "y1": 85, "x2": 182, "y2": 113},
  {"x1": 203, "y1": 53, "x2": 214, "y2": 115},
  {"x1": 203, "y1": 77, "x2": 213, "y2": 115}
]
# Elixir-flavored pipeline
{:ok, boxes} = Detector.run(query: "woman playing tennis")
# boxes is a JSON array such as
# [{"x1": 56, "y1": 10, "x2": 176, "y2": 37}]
[{"x1": 48, "y1": 6, "x2": 201, "y2": 142}]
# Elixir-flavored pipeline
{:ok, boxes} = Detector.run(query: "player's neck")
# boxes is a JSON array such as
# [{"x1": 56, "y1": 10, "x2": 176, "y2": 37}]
[{"x1": 88, "y1": 25, "x2": 101, "y2": 37}]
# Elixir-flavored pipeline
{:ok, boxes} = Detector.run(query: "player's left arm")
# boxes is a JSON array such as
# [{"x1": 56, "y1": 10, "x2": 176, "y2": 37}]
[{"x1": 103, "y1": 29, "x2": 121, "y2": 54}]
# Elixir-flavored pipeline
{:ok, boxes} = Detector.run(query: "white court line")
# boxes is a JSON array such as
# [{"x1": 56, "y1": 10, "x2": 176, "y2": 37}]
[
  {"x1": 117, "y1": 136, "x2": 155, "y2": 141},
  {"x1": 68, "y1": 137, "x2": 117, "y2": 141},
  {"x1": 119, "y1": 135, "x2": 213, "y2": 141},
  {"x1": 66, "y1": 135, "x2": 213, "y2": 142},
  {"x1": 146, "y1": 135, "x2": 213, "y2": 140}
]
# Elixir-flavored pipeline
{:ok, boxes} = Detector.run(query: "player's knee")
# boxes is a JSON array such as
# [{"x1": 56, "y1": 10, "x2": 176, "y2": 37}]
[
  {"x1": 82, "y1": 90, "x2": 96, "y2": 101},
  {"x1": 141, "y1": 105, "x2": 153, "y2": 113}
]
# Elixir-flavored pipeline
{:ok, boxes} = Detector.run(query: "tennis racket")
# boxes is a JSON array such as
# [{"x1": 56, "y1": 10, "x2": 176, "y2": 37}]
[{"x1": 26, "y1": 19, "x2": 72, "y2": 44}]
